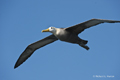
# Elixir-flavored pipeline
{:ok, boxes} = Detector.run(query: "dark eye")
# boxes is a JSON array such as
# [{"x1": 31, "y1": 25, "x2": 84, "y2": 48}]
[{"x1": 51, "y1": 27, "x2": 53, "y2": 29}]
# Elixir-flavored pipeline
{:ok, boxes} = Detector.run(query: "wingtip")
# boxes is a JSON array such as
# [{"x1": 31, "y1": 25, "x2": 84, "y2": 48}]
[
  {"x1": 14, "y1": 67, "x2": 16, "y2": 69},
  {"x1": 14, "y1": 64, "x2": 17, "y2": 69},
  {"x1": 14, "y1": 62, "x2": 20, "y2": 69}
]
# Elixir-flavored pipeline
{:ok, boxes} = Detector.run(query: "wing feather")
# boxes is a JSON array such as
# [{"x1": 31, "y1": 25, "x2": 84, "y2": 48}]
[
  {"x1": 65, "y1": 19, "x2": 120, "y2": 34},
  {"x1": 14, "y1": 34, "x2": 58, "y2": 68}
]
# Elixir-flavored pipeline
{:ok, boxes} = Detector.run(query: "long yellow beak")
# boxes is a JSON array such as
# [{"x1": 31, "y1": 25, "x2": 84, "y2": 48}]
[{"x1": 42, "y1": 28, "x2": 49, "y2": 32}]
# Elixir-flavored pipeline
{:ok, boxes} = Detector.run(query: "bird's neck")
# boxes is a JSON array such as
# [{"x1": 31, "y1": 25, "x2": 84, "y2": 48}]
[{"x1": 52, "y1": 28, "x2": 60, "y2": 35}]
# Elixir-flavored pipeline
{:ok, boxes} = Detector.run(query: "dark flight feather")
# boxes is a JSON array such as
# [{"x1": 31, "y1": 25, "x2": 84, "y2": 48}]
[
  {"x1": 65, "y1": 19, "x2": 120, "y2": 35},
  {"x1": 14, "y1": 34, "x2": 58, "y2": 68}
]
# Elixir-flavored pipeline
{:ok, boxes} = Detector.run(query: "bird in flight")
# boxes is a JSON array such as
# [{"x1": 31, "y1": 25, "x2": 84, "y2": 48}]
[{"x1": 14, "y1": 19, "x2": 120, "y2": 68}]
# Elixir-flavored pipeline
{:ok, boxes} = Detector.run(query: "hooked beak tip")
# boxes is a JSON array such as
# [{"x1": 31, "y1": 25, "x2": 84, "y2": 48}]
[{"x1": 41, "y1": 28, "x2": 49, "y2": 32}]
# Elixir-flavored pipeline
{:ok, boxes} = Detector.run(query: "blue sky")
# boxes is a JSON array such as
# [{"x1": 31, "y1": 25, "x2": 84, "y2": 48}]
[{"x1": 0, "y1": 0, "x2": 120, "y2": 80}]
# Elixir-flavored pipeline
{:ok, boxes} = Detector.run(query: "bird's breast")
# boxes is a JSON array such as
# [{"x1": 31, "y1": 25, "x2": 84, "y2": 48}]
[
  {"x1": 54, "y1": 29, "x2": 70, "y2": 41},
  {"x1": 55, "y1": 30, "x2": 78, "y2": 44}
]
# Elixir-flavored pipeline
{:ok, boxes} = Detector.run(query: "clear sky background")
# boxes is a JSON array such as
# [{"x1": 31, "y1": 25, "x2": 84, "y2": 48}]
[{"x1": 0, "y1": 0, "x2": 120, "y2": 80}]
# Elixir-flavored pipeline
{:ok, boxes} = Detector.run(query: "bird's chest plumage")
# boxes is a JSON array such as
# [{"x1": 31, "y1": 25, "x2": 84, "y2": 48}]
[
  {"x1": 54, "y1": 29, "x2": 79, "y2": 43},
  {"x1": 55, "y1": 29, "x2": 69, "y2": 41}
]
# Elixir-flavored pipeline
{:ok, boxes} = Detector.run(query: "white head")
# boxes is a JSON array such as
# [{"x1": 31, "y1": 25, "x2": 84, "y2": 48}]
[{"x1": 42, "y1": 27, "x2": 56, "y2": 33}]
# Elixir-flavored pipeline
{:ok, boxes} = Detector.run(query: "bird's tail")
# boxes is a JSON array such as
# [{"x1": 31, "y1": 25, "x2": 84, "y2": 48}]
[
  {"x1": 79, "y1": 44, "x2": 89, "y2": 50},
  {"x1": 78, "y1": 40, "x2": 89, "y2": 50},
  {"x1": 82, "y1": 40, "x2": 88, "y2": 44}
]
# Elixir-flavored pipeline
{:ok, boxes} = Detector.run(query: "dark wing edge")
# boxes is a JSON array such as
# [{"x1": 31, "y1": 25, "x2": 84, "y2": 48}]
[
  {"x1": 14, "y1": 34, "x2": 58, "y2": 68},
  {"x1": 65, "y1": 19, "x2": 120, "y2": 35}
]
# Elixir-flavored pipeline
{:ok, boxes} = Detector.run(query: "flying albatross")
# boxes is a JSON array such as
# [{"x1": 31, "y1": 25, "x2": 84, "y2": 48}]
[{"x1": 14, "y1": 19, "x2": 120, "y2": 68}]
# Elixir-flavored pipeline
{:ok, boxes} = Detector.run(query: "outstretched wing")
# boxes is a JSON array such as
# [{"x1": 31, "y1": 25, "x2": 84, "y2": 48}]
[
  {"x1": 14, "y1": 34, "x2": 58, "y2": 68},
  {"x1": 65, "y1": 19, "x2": 120, "y2": 35}
]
